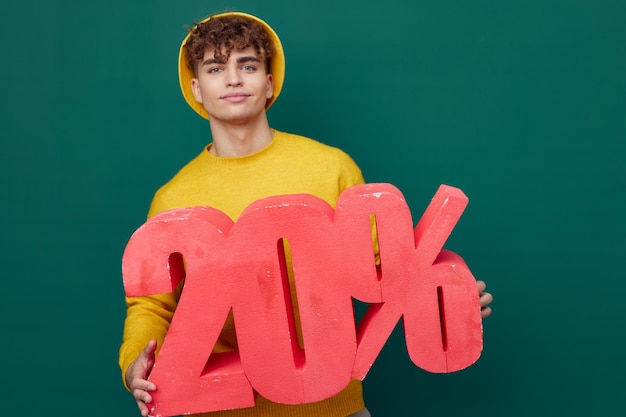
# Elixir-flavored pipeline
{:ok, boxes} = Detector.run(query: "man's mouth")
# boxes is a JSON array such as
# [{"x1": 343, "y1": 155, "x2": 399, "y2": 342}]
[{"x1": 221, "y1": 93, "x2": 250, "y2": 103}]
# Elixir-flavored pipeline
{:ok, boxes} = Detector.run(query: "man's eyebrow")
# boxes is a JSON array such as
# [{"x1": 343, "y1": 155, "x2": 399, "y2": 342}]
[
  {"x1": 201, "y1": 57, "x2": 226, "y2": 66},
  {"x1": 236, "y1": 56, "x2": 262, "y2": 64}
]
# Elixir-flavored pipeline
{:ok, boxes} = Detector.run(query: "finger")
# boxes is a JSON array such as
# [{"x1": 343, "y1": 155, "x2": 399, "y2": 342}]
[
  {"x1": 141, "y1": 340, "x2": 158, "y2": 359},
  {"x1": 146, "y1": 339, "x2": 158, "y2": 351},
  {"x1": 133, "y1": 383, "x2": 154, "y2": 417},
  {"x1": 479, "y1": 292, "x2": 493, "y2": 308},
  {"x1": 131, "y1": 377, "x2": 156, "y2": 393},
  {"x1": 133, "y1": 387, "x2": 153, "y2": 402},
  {"x1": 480, "y1": 306, "x2": 492, "y2": 319},
  {"x1": 137, "y1": 398, "x2": 151, "y2": 417},
  {"x1": 476, "y1": 280, "x2": 486, "y2": 293},
  {"x1": 145, "y1": 354, "x2": 155, "y2": 371}
]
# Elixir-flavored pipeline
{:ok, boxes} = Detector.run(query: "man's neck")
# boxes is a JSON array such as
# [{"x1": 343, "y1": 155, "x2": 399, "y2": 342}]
[{"x1": 208, "y1": 115, "x2": 274, "y2": 157}]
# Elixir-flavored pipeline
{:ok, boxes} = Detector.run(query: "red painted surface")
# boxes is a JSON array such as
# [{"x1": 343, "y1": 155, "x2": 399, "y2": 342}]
[{"x1": 122, "y1": 183, "x2": 483, "y2": 416}]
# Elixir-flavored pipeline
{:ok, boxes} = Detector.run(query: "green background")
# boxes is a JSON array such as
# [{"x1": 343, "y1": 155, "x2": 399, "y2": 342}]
[{"x1": 2, "y1": 0, "x2": 624, "y2": 415}]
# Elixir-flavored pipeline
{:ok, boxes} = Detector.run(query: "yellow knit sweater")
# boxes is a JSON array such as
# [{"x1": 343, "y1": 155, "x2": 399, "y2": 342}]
[{"x1": 120, "y1": 130, "x2": 366, "y2": 417}]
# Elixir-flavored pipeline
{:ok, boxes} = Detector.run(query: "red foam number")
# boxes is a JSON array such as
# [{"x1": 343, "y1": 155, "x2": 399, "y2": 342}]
[
  {"x1": 122, "y1": 207, "x2": 255, "y2": 416},
  {"x1": 122, "y1": 183, "x2": 483, "y2": 416},
  {"x1": 231, "y1": 195, "x2": 357, "y2": 404}
]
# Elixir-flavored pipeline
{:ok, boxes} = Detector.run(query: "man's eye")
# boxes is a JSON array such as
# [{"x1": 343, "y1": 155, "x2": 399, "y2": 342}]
[
  {"x1": 208, "y1": 67, "x2": 222, "y2": 73},
  {"x1": 242, "y1": 65, "x2": 256, "y2": 71}
]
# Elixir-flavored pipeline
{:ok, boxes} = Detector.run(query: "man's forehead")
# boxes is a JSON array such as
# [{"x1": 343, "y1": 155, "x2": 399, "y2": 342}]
[{"x1": 204, "y1": 45, "x2": 260, "y2": 60}]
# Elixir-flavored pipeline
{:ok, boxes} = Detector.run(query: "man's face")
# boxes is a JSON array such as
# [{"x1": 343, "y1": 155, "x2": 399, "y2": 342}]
[{"x1": 190, "y1": 46, "x2": 274, "y2": 124}]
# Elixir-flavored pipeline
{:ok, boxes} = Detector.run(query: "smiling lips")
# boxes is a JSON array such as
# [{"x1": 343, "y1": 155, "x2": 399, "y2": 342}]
[{"x1": 221, "y1": 93, "x2": 251, "y2": 103}]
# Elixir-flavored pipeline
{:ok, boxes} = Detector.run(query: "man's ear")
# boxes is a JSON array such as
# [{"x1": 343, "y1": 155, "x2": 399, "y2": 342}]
[
  {"x1": 265, "y1": 74, "x2": 275, "y2": 100},
  {"x1": 191, "y1": 78, "x2": 203, "y2": 103}
]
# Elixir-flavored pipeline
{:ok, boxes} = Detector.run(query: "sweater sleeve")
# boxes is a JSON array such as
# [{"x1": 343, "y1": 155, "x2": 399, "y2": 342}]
[{"x1": 336, "y1": 148, "x2": 365, "y2": 192}]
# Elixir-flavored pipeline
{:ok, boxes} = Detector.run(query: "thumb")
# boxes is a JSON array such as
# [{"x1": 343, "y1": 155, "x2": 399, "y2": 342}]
[{"x1": 142, "y1": 340, "x2": 158, "y2": 368}]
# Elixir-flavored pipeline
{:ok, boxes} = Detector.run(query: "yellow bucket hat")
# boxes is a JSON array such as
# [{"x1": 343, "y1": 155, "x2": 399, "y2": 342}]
[{"x1": 178, "y1": 11, "x2": 285, "y2": 120}]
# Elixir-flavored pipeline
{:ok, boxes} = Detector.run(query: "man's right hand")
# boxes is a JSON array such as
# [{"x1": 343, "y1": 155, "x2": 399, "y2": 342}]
[{"x1": 126, "y1": 340, "x2": 158, "y2": 417}]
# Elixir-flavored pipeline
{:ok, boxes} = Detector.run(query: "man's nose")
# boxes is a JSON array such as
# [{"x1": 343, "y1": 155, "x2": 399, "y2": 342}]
[{"x1": 226, "y1": 69, "x2": 243, "y2": 87}]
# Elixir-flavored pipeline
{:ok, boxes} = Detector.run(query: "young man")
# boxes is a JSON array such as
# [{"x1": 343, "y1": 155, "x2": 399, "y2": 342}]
[{"x1": 119, "y1": 11, "x2": 493, "y2": 417}]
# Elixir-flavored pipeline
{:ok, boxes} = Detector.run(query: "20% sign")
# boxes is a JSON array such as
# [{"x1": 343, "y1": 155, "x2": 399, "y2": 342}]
[{"x1": 122, "y1": 183, "x2": 484, "y2": 416}]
